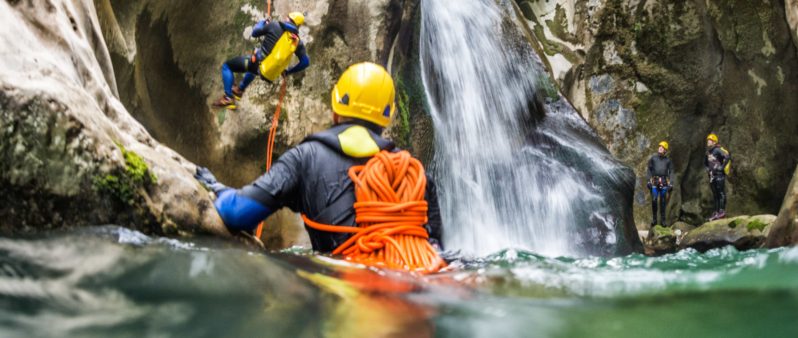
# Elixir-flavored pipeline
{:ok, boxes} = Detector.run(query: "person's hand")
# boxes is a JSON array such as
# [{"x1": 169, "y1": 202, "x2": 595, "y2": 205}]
[{"x1": 194, "y1": 167, "x2": 228, "y2": 193}]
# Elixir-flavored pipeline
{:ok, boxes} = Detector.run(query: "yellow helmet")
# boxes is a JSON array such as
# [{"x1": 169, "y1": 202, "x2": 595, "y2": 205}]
[
  {"x1": 288, "y1": 12, "x2": 305, "y2": 26},
  {"x1": 707, "y1": 133, "x2": 718, "y2": 143},
  {"x1": 658, "y1": 141, "x2": 669, "y2": 151},
  {"x1": 331, "y1": 62, "x2": 396, "y2": 127}
]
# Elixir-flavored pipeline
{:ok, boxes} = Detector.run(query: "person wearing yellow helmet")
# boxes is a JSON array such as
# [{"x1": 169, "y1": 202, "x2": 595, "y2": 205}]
[
  {"x1": 212, "y1": 12, "x2": 310, "y2": 109},
  {"x1": 196, "y1": 62, "x2": 443, "y2": 251},
  {"x1": 705, "y1": 133, "x2": 731, "y2": 221},
  {"x1": 647, "y1": 140, "x2": 673, "y2": 226}
]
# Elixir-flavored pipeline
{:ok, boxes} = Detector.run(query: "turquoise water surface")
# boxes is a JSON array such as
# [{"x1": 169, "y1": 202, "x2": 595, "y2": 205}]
[{"x1": 1, "y1": 226, "x2": 796, "y2": 337}]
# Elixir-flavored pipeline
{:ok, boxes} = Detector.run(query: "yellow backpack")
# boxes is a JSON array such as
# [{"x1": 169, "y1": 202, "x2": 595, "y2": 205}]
[
  {"x1": 721, "y1": 147, "x2": 732, "y2": 176},
  {"x1": 259, "y1": 32, "x2": 299, "y2": 82}
]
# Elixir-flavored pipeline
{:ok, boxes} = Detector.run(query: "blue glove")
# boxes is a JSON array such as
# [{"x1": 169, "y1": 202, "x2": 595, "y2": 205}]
[{"x1": 194, "y1": 167, "x2": 228, "y2": 193}]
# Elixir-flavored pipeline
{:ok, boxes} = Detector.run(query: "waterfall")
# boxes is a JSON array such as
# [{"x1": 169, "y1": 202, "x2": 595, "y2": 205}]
[{"x1": 420, "y1": 0, "x2": 636, "y2": 257}]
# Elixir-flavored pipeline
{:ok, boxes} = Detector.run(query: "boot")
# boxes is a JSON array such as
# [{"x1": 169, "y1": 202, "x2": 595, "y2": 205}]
[
  {"x1": 707, "y1": 211, "x2": 718, "y2": 222},
  {"x1": 212, "y1": 95, "x2": 236, "y2": 110},
  {"x1": 715, "y1": 210, "x2": 726, "y2": 220},
  {"x1": 232, "y1": 86, "x2": 244, "y2": 100}
]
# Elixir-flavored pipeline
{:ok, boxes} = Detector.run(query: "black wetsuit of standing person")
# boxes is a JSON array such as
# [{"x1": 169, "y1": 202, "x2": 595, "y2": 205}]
[
  {"x1": 647, "y1": 142, "x2": 673, "y2": 226},
  {"x1": 705, "y1": 134, "x2": 731, "y2": 221}
]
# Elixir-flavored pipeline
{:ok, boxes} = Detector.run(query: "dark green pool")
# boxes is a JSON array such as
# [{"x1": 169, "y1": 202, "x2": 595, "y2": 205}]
[{"x1": 1, "y1": 226, "x2": 796, "y2": 337}]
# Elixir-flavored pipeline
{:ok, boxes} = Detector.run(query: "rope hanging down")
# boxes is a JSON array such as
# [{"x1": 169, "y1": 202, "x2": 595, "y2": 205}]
[
  {"x1": 254, "y1": 76, "x2": 287, "y2": 238},
  {"x1": 302, "y1": 150, "x2": 446, "y2": 274},
  {"x1": 253, "y1": 0, "x2": 285, "y2": 238}
]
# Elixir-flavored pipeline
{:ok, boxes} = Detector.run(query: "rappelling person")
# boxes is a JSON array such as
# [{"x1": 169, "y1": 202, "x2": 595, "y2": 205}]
[
  {"x1": 212, "y1": 12, "x2": 311, "y2": 110},
  {"x1": 647, "y1": 141, "x2": 673, "y2": 227},
  {"x1": 705, "y1": 133, "x2": 731, "y2": 221},
  {"x1": 196, "y1": 62, "x2": 443, "y2": 253}
]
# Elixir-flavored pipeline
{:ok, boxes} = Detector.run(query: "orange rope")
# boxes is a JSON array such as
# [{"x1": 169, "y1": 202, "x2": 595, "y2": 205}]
[
  {"x1": 302, "y1": 150, "x2": 446, "y2": 274},
  {"x1": 254, "y1": 76, "x2": 287, "y2": 238}
]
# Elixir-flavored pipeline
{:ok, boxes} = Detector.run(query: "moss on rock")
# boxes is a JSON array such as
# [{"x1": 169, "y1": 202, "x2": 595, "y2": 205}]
[
  {"x1": 652, "y1": 224, "x2": 674, "y2": 237},
  {"x1": 746, "y1": 218, "x2": 768, "y2": 232},
  {"x1": 94, "y1": 145, "x2": 158, "y2": 206},
  {"x1": 679, "y1": 214, "x2": 776, "y2": 252}
]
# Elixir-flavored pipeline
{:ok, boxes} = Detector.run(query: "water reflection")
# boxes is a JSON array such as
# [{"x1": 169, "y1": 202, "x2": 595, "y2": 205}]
[{"x1": 1, "y1": 227, "x2": 797, "y2": 337}]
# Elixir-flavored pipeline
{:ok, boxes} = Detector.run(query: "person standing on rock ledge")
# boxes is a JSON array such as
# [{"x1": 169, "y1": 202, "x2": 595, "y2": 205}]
[
  {"x1": 212, "y1": 12, "x2": 311, "y2": 110},
  {"x1": 196, "y1": 62, "x2": 443, "y2": 253},
  {"x1": 705, "y1": 133, "x2": 731, "y2": 221},
  {"x1": 647, "y1": 141, "x2": 673, "y2": 227}
]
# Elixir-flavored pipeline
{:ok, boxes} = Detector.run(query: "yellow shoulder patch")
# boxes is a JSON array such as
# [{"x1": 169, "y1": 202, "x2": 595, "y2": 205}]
[{"x1": 337, "y1": 126, "x2": 380, "y2": 158}]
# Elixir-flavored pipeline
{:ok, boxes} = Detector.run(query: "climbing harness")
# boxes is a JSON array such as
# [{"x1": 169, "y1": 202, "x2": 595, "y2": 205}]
[{"x1": 302, "y1": 150, "x2": 446, "y2": 274}]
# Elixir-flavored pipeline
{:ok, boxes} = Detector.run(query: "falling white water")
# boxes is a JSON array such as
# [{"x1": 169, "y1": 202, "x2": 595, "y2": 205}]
[{"x1": 420, "y1": 0, "x2": 630, "y2": 257}]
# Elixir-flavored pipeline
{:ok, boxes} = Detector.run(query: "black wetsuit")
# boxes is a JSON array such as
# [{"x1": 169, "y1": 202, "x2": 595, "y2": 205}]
[
  {"x1": 704, "y1": 145, "x2": 731, "y2": 213},
  {"x1": 221, "y1": 20, "x2": 309, "y2": 97},
  {"x1": 214, "y1": 122, "x2": 443, "y2": 252},
  {"x1": 647, "y1": 153, "x2": 673, "y2": 225}
]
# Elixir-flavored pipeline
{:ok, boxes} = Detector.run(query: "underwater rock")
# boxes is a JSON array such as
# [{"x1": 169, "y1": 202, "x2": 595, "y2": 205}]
[{"x1": 766, "y1": 165, "x2": 798, "y2": 247}]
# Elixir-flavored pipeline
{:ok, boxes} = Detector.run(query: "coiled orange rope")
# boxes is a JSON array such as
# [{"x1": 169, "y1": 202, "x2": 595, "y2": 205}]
[{"x1": 302, "y1": 150, "x2": 446, "y2": 274}]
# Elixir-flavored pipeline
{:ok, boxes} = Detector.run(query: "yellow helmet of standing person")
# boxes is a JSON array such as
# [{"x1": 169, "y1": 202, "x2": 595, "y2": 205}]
[
  {"x1": 658, "y1": 141, "x2": 669, "y2": 151},
  {"x1": 707, "y1": 133, "x2": 718, "y2": 143},
  {"x1": 331, "y1": 62, "x2": 396, "y2": 127},
  {"x1": 288, "y1": 12, "x2": 305, "y2": 26}
]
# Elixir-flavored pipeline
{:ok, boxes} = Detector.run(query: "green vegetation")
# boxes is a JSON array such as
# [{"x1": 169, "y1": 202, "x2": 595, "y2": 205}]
[
  {"x1": 545, "y1": 5, "x2": 579, "y2": 45},
  {"x1": 217, "y1": 109, "x2": 226, "y2": 126},
  {"x1": 94, "y1": 145, "x2": 158, "y2": 205},
  {"x1": 536, "y1": 75, "x2": 560, "y2": 102},
  {"x1": 395, "y1": 78, "x2": 412, "y2": 149},
  {"x1": 652, "y1": 225, "x2": 674, "y2": 237},
  {"x1": 746, "y1": 218, "x2": 768, "y2": 232}
]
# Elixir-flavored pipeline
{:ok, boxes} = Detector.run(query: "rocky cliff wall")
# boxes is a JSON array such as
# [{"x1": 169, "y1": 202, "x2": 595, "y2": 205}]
[
  {"x1": 767, "y1": 165, "x2": 798, "y2": 247},
  {"x1": 94, "y1": 0, "x2": 414, "y2": 247},
  {"x1": 517, "y1": 0, "x2": 798, "y2": 227},
  {"x1": 1, "y1": 0, "x2": 228, "y2": 237}
]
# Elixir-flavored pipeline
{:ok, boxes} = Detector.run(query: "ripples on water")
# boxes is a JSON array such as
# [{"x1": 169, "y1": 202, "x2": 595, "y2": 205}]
[{"x1": 1, "y1": 227, "x2": 797, "y2": 337}]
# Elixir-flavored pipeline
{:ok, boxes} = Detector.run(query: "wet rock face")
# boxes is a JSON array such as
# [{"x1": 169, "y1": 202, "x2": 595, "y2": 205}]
[
  {"x1": 95, "y1": 0, "x2": 405, "y2": 186},
  {"x1": 94, "y1": 0, "x2": 412, "y2": 247},
  {"x1": 766, "y1": 165, "x2": 798, "y2": 247},
  {"x1": 644, "y1": 225, "x2": 676, "y2": 255},
  {"x1": 641, "y1": 215, "x2": 775, "y2": 254},
  {"x1": 517, "y1": 0, "x2": 798, "y2": 227},
  {"x1": 679, "y1": 214, "x2": 775, "y2": 252},
  {"x1": 0, "y1": 0, "x2": 227, "y2": 236},
  {"x1": 784, "y1": 0, "x2": 798, "y2": 51}
]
